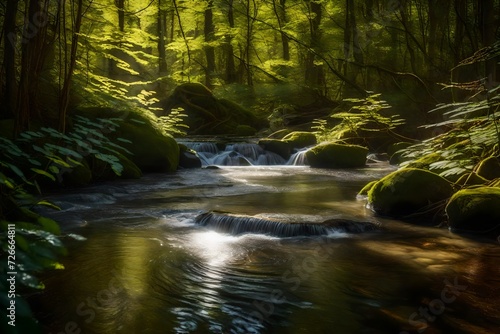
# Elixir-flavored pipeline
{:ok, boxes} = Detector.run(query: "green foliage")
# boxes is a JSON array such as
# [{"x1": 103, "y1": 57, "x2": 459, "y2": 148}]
[
  {"x1": 0, "y1": 118, "x2": 137, "y2": 328},
  {"x1": 400, "y1": 85, "x2": 500, "y2": 179},
  {"x1": 157, "y1": 107, "x2": 189, "y2": 136},
  {"x1": 312, "y1": 93, "x2": 405, "y2": 142}
]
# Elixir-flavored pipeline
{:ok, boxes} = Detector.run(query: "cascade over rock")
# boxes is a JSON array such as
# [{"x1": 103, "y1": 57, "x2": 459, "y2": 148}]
[{"x1": 194, "y1": 211, "x2": 381, "y2": 237}]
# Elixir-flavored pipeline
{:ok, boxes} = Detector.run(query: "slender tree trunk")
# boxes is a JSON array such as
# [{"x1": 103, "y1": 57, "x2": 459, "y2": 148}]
[
  {"x1": 304, "y1": 0, "x2": 324, "y2": 91},
  {"x1": 59, "y1": 0, "x2": 84, "y2": 133},
  {"x1": 157, "y1": 0, "x2": 167, "y2": 75},
  {"x1": 16, "y1": 0, "x2": 49, "y2": 134},
  {"x1": 2, "y1": 0, "x2": 19, "y2": 120},
  {"x1": 272, "y1": 0, "x2": 290, "y2": 61},
  {"x1": 173, "y1": 0, "x2": 191, "y2": 81},
  {"x1": 224, "y1": 0, "x2": 237, "y2": 83},
  {"x1": 204, "y1": 0, "x2": 216, "y2": 88}
]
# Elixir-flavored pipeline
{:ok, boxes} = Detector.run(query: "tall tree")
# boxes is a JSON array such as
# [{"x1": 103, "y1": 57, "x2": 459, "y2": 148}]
[
  {"x1": 58, "y1": 0, "x2": 84, "y2": 133},
  {"x1": 224, "y1": 0, "x2": 238, "y2": 83},
  {"x1": 204, "y1": 0, "x2": 216, "y2": 87},
  {"x1": 304, "y1": 0, "x2": 324, "y2": 91},
  {"x1": 158, "y1": 0, "x2": 168, "y2": 75},
  {"x1": 272, "y1": 0, "x2": 290, "y2": 61}
]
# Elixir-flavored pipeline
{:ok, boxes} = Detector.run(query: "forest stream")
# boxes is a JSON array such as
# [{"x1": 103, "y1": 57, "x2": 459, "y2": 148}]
[{"x1": 27, "y1": 142, "x2": 499, "y2": 334}]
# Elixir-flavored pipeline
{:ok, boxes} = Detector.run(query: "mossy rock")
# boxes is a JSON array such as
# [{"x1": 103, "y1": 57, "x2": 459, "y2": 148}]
[
  {"x1": 358, "y1": 180, "x2": 378, "y2": 196},
  {"x1": 282, "y1": 131, "x2": 317, "y2": 149},
  {"x1": 72, "y1": 108, "x2": 179, "y2": 173},
  {"x1": 162, "y1": 83, "x2": 265, "y2": 135},
  {"x1": 368, "y1": 168, "x2": 453, "y2": 217},
  {"x1": 306, "y1": 142, "x2": 368, "y2": 168},
  {"x1": 476, "y1": 156, "x2": 500, "y2": 180},
  {"x1": 455, "y1": 172, "x2": 488, "y2": 187},
  {"x1": 403, "y1": 153, "x2": 441, "y2": 169},
  {"x1": 116, "y1": 121, "x2": 179, "y2": 172},
  {"x1": 258, "y1": 139, "x2": 291, "y2": 160},
  {"x1": 446, "y1": 187, "x2": 500, "y2": 236}
]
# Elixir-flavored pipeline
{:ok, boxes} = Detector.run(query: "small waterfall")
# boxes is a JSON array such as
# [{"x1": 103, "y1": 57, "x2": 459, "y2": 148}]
[
  {"x1": 194, "y1": 211, "x2": 380, "y2": 237},
  {"x1": 179, "y1": 141, "x2": 291, "y2": 166},
  {"x1": 287, "y1": 148, "x2": 310, "y2": 166}
]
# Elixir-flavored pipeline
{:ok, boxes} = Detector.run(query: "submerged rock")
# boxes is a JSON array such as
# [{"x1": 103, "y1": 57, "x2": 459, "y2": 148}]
[
  {"x1": 446, "y1": 187, "x2": 500, "y2": 237},
  {"x1": 306, "y1": 142, "x2": 368, "y2": 168},
  {"x1": 368, "y1": 168, "x2": 453, "y2": 217},
  {"x1": 194, "y1": 211, "x2": 380, "y2": 237}
]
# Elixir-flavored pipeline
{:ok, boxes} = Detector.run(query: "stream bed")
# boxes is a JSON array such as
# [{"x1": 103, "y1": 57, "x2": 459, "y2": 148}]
[{"x1": 31, "y1": 165, "x2": 499, "y2": 333}]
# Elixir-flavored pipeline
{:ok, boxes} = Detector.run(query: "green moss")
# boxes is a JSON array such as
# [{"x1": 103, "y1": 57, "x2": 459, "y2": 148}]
[
  {"x1": 282, "y1": 131, "x2": 317, "y2": 149},
  {"x1": 446, "y1": 187, "x2": 500, "y2": 235},
  {"x1": 116, "y1": 121, "x2": 179, "y2": 172},
  {"x1": 476, "y1": 156, "x2": 500, "y2": 180},
  {"x1": 404, "y1": 153, "x2": 441, "y2": 169},
  {"x1": 306, "y1": 142, "x2": 368, "y2": 168},
  {"x1": 358, "y1": 180, "x2": 377, "y2": 196},
  {"x1": 368, "y1": 168, "x2": 453, "y2": 217}
]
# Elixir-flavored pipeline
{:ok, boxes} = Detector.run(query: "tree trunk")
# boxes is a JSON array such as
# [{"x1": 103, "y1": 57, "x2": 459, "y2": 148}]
[
  {"x1": 304, "y1": 0, "x2": 324, "y2": 91},
  {"x1": 2, "y1": 0, "x2": 19, "y2": 120},
  {"x1": 204, "y1": 0, "x2": 216, "y2": 88},
  {"x1": 15, "y1": 0, "x2": 48, "y2": 134},
  {"x1": 224, "y1": 0, "x2": 237, "y2": 83},
  {"x1": 157, "y1": 0, "x2": 167, "y2": 75},
  {"x1": 59, "y1": 0, "x2": 84, "y2": 133},
  {"x1": 273, "y1": 0, "x2": 290, "y2": 61}
]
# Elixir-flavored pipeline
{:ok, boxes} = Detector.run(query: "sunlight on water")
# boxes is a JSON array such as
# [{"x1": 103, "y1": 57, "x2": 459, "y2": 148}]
[{"x1": 190, "y1": 231, "x2": 241, "y2": 266}]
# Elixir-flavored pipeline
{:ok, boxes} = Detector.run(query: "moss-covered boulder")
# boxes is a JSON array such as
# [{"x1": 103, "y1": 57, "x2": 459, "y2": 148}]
[
  {"x1": 306, "y1": 142, "x2": 368, "y2": 168},
  {"x1": 446, "y1": 187, "x2": 500, "y2": 236},
  {"x1": 476, "y1": 156, "x2": 500, "y2": 180},
  {"x1": 161, "y1": 83, "x2": 265, "y2": 135},
  {"x1": 116, "y1": 121, "x2": 179, "y2": 172},
  {"x1": 282, "y1": 131, "x2": 317, "y2": 149},
  {"x1": 258, "y1": 139, "x2": 291, "y2": 160},
  {"x1": 73, "y1": 107, "x2": 179, "y2": 173},
  {"x1": 368, "y1": 168, "x2": 454, "y2": 217},
  {"x1": 358, "y1": 180, "x2": 377, "y2": 196}
]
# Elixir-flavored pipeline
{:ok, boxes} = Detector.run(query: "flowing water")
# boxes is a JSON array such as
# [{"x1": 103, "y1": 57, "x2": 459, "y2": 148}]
[{"x1": 31, "y1": 157, "x2": 499, "y2": 333}]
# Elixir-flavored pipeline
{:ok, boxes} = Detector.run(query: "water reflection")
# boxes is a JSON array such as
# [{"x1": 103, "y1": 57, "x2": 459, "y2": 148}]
[{"x1": 31, "y1": 165, "x2": 499, "y2": 333}]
